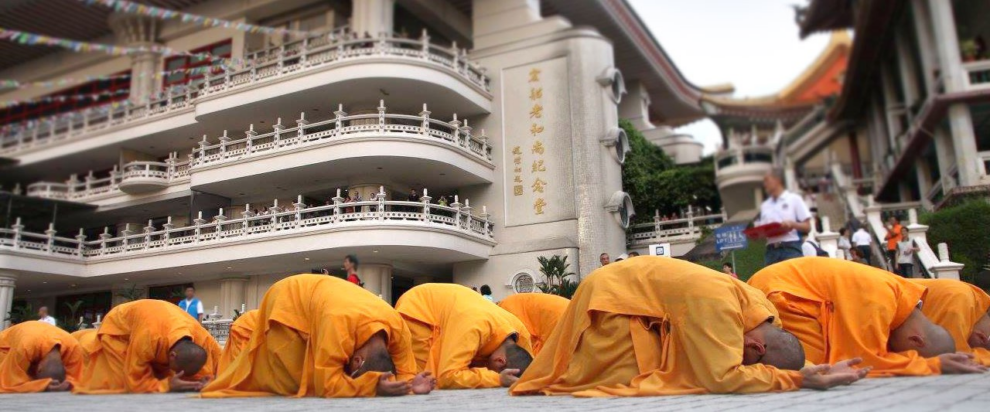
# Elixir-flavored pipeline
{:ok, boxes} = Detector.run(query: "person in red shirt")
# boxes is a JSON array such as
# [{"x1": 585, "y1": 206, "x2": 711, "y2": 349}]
[{"x1": 344, "y1": 254, "x2": 364, "y2": 287}]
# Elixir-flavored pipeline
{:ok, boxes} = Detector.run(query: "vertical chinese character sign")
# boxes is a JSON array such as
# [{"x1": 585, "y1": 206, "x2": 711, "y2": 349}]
[{"x1": 503, "y1": 57, "x2": 574, "y2": 226}]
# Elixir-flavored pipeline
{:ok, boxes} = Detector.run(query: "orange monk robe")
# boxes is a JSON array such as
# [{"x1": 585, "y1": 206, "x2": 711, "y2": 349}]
[
  {"x1": 74, "y1": 299, "x2": 222, "y2": 394},
  {"x1": 0, "y1": 321, "x2": 85, "y2": 393},
  {"x1": 911, "y1": 279, "x2": 990, "y2": 366},
  {"x1": 217, "y1": 310, "x2": 260, "y2": 374},
  {"x1": 498, "y1": 293, "x2": 569, "y2": 355},
  {"x1": 201, "y1": 275, "x2": 418, "y2": 398},
  {"x1": 395, "y1": 283, "x2": 534, "y2": 389},
  {"x1": 511, "y1": 257, "x2": 801, "y2": 397},
  {"x1": 749, "y1": 257, "x2": 938, "y2": 377}
]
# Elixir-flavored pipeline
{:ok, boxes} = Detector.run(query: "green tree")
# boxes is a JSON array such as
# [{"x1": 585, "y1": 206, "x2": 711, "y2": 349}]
[
  {"x1": 536, "y1": 255, "x2": 579, "y2": 299},
  {"x1": 620, "y1": 119, "x2": 721, "y2": 223}
]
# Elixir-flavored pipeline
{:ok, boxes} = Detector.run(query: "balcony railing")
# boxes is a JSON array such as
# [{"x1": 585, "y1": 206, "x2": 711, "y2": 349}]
[
  {"x1": 627, "y1": 208, "x2": 726, "y2": 247},
  {"x1": 192, "y1": 101, "x2": 493, "y2": 168},
  {"x1": 0, "y1": 87, "x2": 196, "y2": 156},
  {"x1": 0, "y1": 193, "x2": 494, "y2": 261},
  {"x1": 25, "y1": 154, "x2": 191, "y2": 202},
  {"x1": 963, "y1": 60, "x2": 990, "y2": 90},
  {"x1": 203, "y1": 30, "x2": 489, "y2": 97},
  {"x1": 0, "y1": 31, "x2": 490, "y2": 157},
  {"x1": 715, "y1": 146, "x2": 774, "y2": 171}
]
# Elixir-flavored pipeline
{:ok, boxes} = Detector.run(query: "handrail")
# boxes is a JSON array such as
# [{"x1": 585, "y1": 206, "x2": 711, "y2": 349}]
[
  {"x1": 0, "y1": 197, "x2": 494, "y2": 261},
  {"x1": 24, "y1": 156, "x2": 191, "y2": 202},
  {"x1": 627, "y1": 212, "x2": 725, "y2": 246},
  {"x1": 191, "y1": 102, "x2": 492, "y2": 167},
  {"x1": 0, "y1": 31, "x2": 490, "y2": 156}
]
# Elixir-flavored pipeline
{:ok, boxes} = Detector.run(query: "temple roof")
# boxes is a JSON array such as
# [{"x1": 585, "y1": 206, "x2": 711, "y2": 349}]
[
  {"x1": 703, "y1": 31, "x2": 851, "y2": 128},
  {"x1": 795, "y1": 0, "x2": 856, "y2": 39}
]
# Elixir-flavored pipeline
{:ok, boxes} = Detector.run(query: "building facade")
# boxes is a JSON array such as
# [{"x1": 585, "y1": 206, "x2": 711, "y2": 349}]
[{"x1": 0, "y1": 0, "x2": 709, "y2": 326}]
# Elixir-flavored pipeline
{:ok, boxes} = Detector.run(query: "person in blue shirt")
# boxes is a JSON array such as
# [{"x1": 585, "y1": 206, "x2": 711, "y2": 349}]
[{"x1": 178, "y1": 286, "x2": 204, "y2": 321}]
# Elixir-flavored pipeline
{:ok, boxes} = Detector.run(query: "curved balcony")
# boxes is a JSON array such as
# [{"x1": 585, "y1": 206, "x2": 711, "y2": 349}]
[
  {"x1": 715, "y1": 146, "x2": 774, "y2": 218},
  {"x1": 118, "y1": 161, "x2": 171, "y2": 194},
  {"x1": 194, "y1": 30, "x2": 492, "y2": 128},
  {"x1": 0, "y1": 198, "x2": 496, "y2": 278},
  {"x1": 188, "y1": 102, "x2": 494, "y2": 197},
  {"x1": 24, "y1": 156, "x2": 192, "y2": 203}
]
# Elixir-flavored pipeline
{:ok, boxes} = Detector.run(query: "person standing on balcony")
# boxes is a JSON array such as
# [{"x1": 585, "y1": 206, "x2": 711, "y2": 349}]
[
  {"x1": 407, "y1": 189, "x2": 419, "y2": 213},
  {"x1": 178, "y1": 286, "x2": 204, "y2": 322},
  {"x1": 345, "y1": 255, "x2": 364, "y2": 287},
  {"x1": 884, "y1": 216, "x2": 903, "y2": 269},
  {"x1": 760, "y1": 169, "x2": 812, "y2": 266},
  {"x1": 852, "y1": 226, "x2": 873, "y2": 265},
  {"x1": 895, "y1": 227, "x2": 920, "y2": 278}
]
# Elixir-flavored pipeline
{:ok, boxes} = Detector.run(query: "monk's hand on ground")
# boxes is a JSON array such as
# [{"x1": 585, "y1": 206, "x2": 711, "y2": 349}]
[
  {"x1": 410, "y1": 371, "x2": 436, "y2": 395},
  {"x1": 45, "y1": 379, "x2": 72, "y2": 392},
  {"x1": 828, "y1": 358, "x2": 871, "y2": 379},
  {"x1": 939, "y1": 352, "x2": 990, "y2": 374},
  {"x1": 376, "y1": 372, "x2": 411, "y2": 396},
  {"x1": 499, "y1": 368, "x2": 521, "y2": 387},
  {"x1": 799, "y1": 363, "x2": 863, "y2": 390},
  {"x1": 169, "y1": 371, "x2": 205, "y2": 392}
]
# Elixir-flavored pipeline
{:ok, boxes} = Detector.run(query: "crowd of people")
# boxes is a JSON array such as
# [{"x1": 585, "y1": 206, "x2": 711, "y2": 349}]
[{"x1": 1, "y1": 255, "x2": 987, "y2": 398}]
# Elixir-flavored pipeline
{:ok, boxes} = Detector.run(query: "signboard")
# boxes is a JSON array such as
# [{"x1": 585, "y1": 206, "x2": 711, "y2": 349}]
[
  {"x1": 715, "y1": 224, "x2": 749, "y2": 252},
  {"x1": 649, "y1": 243, "x2": 672, "y2": 257},
  {"x1": 503, "y1": 57, "x2": 575, "y2": 226}
]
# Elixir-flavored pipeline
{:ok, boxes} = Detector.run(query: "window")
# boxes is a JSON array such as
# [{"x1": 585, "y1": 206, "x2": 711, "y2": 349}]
[
  {"x1": 162, "y1": 40, "x2": 232, "y2": 89},
  {"x1": 0, "y1": 71, "x2": 131, "y2": 126}
]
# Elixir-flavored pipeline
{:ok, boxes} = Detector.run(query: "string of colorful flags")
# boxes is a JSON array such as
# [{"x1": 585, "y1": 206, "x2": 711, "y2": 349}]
[
  {"x1": 0, "y1": 65, "x2": 222, "y2": 90},
  {"x1": 79, "y1": 0, "x2": 318, "y2": 37},
  {"x1": 0, "y1": 27, "x2": 234, "y2": 62}
]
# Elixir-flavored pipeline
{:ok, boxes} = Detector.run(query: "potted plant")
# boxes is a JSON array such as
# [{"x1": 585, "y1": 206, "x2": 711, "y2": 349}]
[
  {"x1": 536, "y1": 255, "x2": 579, "y2": 299},
  {"x1": 961, "y1": 39, "x2": 979, "y2": 62}
]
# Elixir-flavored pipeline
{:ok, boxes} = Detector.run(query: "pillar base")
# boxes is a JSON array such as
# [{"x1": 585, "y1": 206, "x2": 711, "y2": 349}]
[{"x1": 0, "y1": 274, "x2": 17, "y2": 330}]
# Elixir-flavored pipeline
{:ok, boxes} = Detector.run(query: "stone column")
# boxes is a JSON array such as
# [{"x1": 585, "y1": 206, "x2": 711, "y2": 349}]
[
  {"x1": 910, "y1": 0, "x2": 939, "y2": 95},
  {"x1": 352, "y1": 0, "x2": 395, "y2": 37},
  {"x1": 218, "y1": 278, "x2": 248, "y2": 319},
  {"x1": 472, "y1": 0, "x2": 543, "y2": 49},
  {"x1": 109, "y1": 14, "x2": 161, "y2": 104},
  {"x1": 932, "y1": 125, "x2": 957, "y2": 191},
  {"x1": 617, "y1": 81, "x2": 654, "y2": 131},
  {"x1": 928, "y1": 0, "x2": 964, "y2": 92},
  {"x1": 0, "y1": 273, "x2": 15, "y2": 330},
  {"x1": 947, "y1": 104, "x2": 982, "y2": 187},
  {"x1": 358, "y1": 263, "x2": 393, "y2": 303}
]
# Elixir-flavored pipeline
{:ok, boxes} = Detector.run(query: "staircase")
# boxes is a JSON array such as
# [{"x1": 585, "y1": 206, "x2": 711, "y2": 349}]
[{"x1": 830, "y1": 163, "x2": 964, "y2": 279}]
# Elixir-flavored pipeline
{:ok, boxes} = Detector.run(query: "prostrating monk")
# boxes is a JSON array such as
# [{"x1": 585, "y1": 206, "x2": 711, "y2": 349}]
[
  {"x1": 217, "y1": 310, "x2": 259, "y2": 373},
  {"x1": 69, "y1": 329, "x2": 97, "y2": 356},
  {"x1": 497, "y1": 293, "x2": 568, "y2": 355},
  {"x1": 911, "y1": 279, "x2": 990, "y2": 366},
  {"x1": 0, "y1": 321, "x2": 84, "y2": 393},
  {"x1": 201, "y1": 274, "x2": 434, "y2": 398},
  {"x1": 749, "y1": 257, "x2": 986, "y2": 376},
  {"x1": 395, "y1": 283, "x2": 534, "y2": 389},
  {"x1": 511, "y1": 257, "x2": 867, "y2": 397},
  {"x1": 74, "y1": 299, "x2": 222, "y2": 394}
]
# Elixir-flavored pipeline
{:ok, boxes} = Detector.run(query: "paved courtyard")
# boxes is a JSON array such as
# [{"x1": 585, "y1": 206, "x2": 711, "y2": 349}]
[{"x1": 2, "y1": 374, "x2": 989, "y2": 411}]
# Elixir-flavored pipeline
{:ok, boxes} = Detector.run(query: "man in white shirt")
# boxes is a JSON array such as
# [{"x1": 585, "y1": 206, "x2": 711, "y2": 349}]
[
  {"x1": 851, "y1": 226, "x2": 873, "y2": 265},
  {"x1": 759, "y1": 169, "x2": 812, "y2": 266},
  {"x1": 37, "y1": 306, "x2": 56, "y2": 326}
]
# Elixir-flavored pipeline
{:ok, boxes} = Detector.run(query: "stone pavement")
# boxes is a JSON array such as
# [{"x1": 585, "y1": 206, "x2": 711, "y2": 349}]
[{"x1": 2, "y1": 374, "x2": 989, "y2": 412}]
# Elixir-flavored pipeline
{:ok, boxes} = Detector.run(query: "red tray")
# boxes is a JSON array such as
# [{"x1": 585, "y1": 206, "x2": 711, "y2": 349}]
[{"x1": 743, "y1": 222, "x2": 790, "y2": 239}]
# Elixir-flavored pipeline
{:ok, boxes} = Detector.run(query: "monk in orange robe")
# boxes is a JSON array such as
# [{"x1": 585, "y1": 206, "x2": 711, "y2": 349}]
[
  {"x1": 395, "y1": 283, "x2": 534, "y2": 389},
  {"x1": 74, "y1": 299, "x2": 222, "y2": 394},
  {"x1": 497, "y1": 293, "x2": 568, "y2": 355},
  {"x1": 511, "y1": 257, "x2": 866, "y2": 397},
  {"x1": 749, "y1": 257, "x2": 986, "y2": 377},
  {"x1": 201, "y1": 275, "x2": 434, "y2": 398},
  {"x1": 0, "y1": 321, "x2": 84, "y2": 393},
  {"x1": 217, "y1": 310, "x2": 259, "y2": 373},
  {"x1": 911, "y1": 279, "x2": 990, "y2": 366}
]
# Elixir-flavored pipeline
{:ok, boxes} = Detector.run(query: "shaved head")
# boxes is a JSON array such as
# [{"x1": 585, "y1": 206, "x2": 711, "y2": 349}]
[
  {"x1": 890, "y1": 309, "x2": 956, "y2": 357},
  {"x1": 34, "y1": 347, "x2": 66, "y2": 382},
  {"x1": 759, "y1": 325, "x2": 806, "y2": 371},
  {"x1": 504, "y1": 342, "x2": 533, "y2": 374},
  {"x1": 349, "y1": 331, "x2": 395, "y2": 378},
  {"x1": 170, "y1": 339, "x2": 208, "y2": 376},
  {"x1": 969, "y1": 313, "x2": 990, "y2": 350}
]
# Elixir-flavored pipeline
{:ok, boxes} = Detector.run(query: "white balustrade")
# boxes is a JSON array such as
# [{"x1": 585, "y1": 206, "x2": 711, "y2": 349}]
[
  {"x1": 191, "y1": 102, "x2": 493, "y2": 166},
  {"x1": 0, "y1": 199, "x2": 494, "y2": 260},
  {"x1": 627, "y1": 211, "x2": 726, "y2": 246},
  {"x1": 0, "y1": 30, "x2": 489, "y2": 157},
  {"x1": 24, "y1": 155, "x2": 191, "y2": 202}
]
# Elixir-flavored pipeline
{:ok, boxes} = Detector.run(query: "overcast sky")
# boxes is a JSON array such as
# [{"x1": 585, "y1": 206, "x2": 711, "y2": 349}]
[{"x1": 627, "y1": 0, "x2": 831, "y2": 154}]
